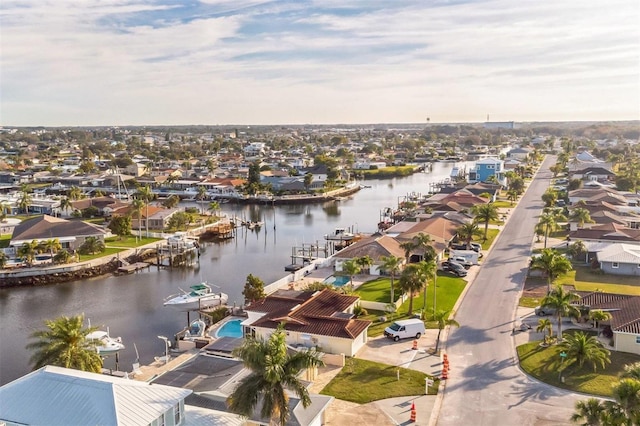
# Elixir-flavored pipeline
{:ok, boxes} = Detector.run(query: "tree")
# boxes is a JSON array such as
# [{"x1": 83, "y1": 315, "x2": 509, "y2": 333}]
[
  {"x1": 541, "y1": 285, "x2": 581, "y2": 341},
  {"x1": 208, "y1": 201, "x2": 221, "y2": 218},
  {"x1": 108, "y1": 216, "x2": 132, "y2": 239},
  {"x1": 620, "y1": 362, "x2": 640, "y2": 381},
  {"x1": 381, "y1": 255, "x2": 403, "y2": 305},
  {"x1": 68, "y1": 186, "x2": 84, "y2": 201},
  {"x1": 26, "y1": 314, "x2": 102, "y2": 372},
  {"x1": 412, "y1": 233, "x2": 436, "y2": 263},
  {"x1": 53, "y1": 249, "x2": 73, "y2": 265},
  {"x1": 59, "y1": 197, "x2": 73, "y2": 216},
  {"x1": 341, "y1": 259, "x2": 361, "y2": 291},
  {"x1": 130, "y1": 199, "x2": 145, "y2": 238},
  {"x1": 536, "y1": 318, "x2": 553, "y2": 341},
  {"x1": 571, "y1": 398, "x2": 607, "y2": 426},
  {"x1": 39, "y1": 238, "x2": 62, "y2": 258},
  {"x1": 78, "y1": 237, "x2": 105, "y2": 255},
  {"x1": 162, "y1": 194, "x2": 180, "y2": 209},
  {"x1": 0, "y1": 252, "x2": 7, "y2": 269},
  {"x1": 398, "y1": 263, "x2": 428, "y2": 316},
  {"x1": 569, "y1": 208, "x2": 594, "y2": 229},
  {"x1": 17, "y1": 188, "x2": 32, "y2": 214},
  {"x1": 304, "y1": 172, "x2": 313, "y2": 191},
  {"x1": 136, "y1": 185, "x2": 155, "y2": 237},
  {"x1": 611, "y1": 378, "x2": 640, "y2": 420},
  {"x1": 588, "y1": 310, "x2": 612, "y2": 335},
  {"x1": 355, "y1": 255, "x2": 373, "y2": 275},
  {"x1": 567, "y1": 241, "x2": 587, "y2": 263},
  {"x1": 541, "y1": 189, "x2": 558, "y2": 208},
  {"x1": 472, "y1": 203, "x2": 499, "y2": 240},
  {"x1": 242, "y1": 274, "x2": 266, "y2": 304},
  {"x1": 561, "y1": 331, "x2": 610, "y2": 373},
  {"x1": 456, "y1": 222, "x2": 482, "y2": 249},
  {"x1": 227, "y1": 324, "x2": 324, "y2": 425},
  {"x1": 506, "y1": 189, "x2": 519, "y2": 205},
  {"x1": 399, "y1": 240, "x2": 417, "y2": 264},
  {"x1": 538, "y1": 210, "x2": 566, "y2": 249},
  {"x1": 434, "y1": 310, "x2": 459, "y2": 352},
  {"x1": 18, "y1": 240, "x2": 40, "y2": 267},
  {"x1": 531, "y1": 249, "x2": 573, "y2": 293},
  {"x1": 197, "y1": 185, "x2": 208, "y2": 214}
]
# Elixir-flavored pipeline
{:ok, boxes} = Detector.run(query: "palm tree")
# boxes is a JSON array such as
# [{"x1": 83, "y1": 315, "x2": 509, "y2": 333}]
[
  {"x1": 541, "y1": 285, "x2": 581, "y2": 341},
  {"x1": 538, "y1": 211, "x2": 566, "y2": 249},
  {"x1": 196, "y1": 185, "x2": 208, "y2": 214},
  {"x1": 227, "y1": 324, "x2": 324, "y2": 425},
  {"x1": 17, "y1": 188, "x2": 32, "y2": 215},
  {"x1": 569, "y1": 208, "x2": 594, "y2": 229},
  {"x1": 355, "y1": 255, "x2": 373, "y2": 275},
  {"x1": 530, "y1": 248, "x2": 573, "y2": 293},
  {"x1": 26, "y1": 314, "x2": 102, "y2": 372},
  {"x1": 471, "y1": 203, "x2": 499, "y2": 240},
  {"x1": 611, "y1": 378, "x2": 640, "y2": 419},
  {"x1": 536, "y1": 318, "x2": 553, "y2": 341},
  {"x1": 68, "y1": 186, "x2": 84, "y2": 201},
  {"x1": 53, "y1": 249, "x2": 73, "y2": 265},
  {"x1": 561, "y1": 331, "x2": 610, "y2": 372},
  {"x1": 130, "y1": 199, "x2": 145, "y2": 239},
  {"x1": 79, "y1": 237, "x2": 105, "y2": 255},
  {"x1": 506, "y1": 189, "x2": 519, "y2": 205},
  {"x1": 588, "y1": 310, "x2": 612, "y2": 335},
  {"x1": 208, "y1": 201, "x2": 221, "y2": 218},
  {"x1": 0, "y1": 252, "x2": 7, "y2": 269},
  {"x1": 341, "y1": 259, "x2": 361, "y2": 291},
  {"x1": 456, "y1": 222, "x2": 482, "y2": 250},
  {"x1": 0, "y1": 201, "x2": 9, "y2": 222},
  {"x1": 40, "y1": 238, "x2": 62, "y2": 259},
  {"x1": 412, "y1": 233, "x2": 436, "y2": 263},
  {"x1": 381, "y1": 255, "x2": 403, "y2": 305},
  {"x1": 434, "y1": 309, "x2": 459, "y2": 352},
  {"x1": 571, "y1": 398, "x2": 607, "y2": 426},
  {"x1": 399, "y1": 240, "x2": 417, "y2": 264},
  {"x1": 398, "y1": 263, "x2": 428, "y2": 315},
  {"x1": 136, "y1": 185, "x2": 155, "y2": 237},
  {"x1": 620, "y1": 362, "x2": 640, "y2": 381},
  {"x1": 567, "y1": 240, "x2": 587, "y2": 264},
  {"x1": 59, "y1": 197, "x2": 73, "y2": 216},
  {"x1": 18, "y1": 240, "x2": 40, "y2": 267},
  {"x1": 417, "y1": 259, "x2": 436, "y2": 317}
]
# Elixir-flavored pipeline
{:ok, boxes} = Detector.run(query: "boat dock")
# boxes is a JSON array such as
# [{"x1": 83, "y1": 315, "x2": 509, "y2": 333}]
[{"x1": 116, "y1": 262, "x2": 150, "y2": 274}]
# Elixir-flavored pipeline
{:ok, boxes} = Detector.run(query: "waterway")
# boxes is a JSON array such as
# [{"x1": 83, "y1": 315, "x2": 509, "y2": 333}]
[{"x1": 0, "y1": 161, "x2": 473, "y2": 385}]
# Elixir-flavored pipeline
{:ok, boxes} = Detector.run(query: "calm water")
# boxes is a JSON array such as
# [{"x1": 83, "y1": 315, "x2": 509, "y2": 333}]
[{"x1": 0, "y1": 161, "x2": 471, "y2": 385}]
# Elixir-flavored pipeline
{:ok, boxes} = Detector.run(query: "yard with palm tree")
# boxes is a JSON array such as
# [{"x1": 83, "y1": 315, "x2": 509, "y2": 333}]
[{"x1": 517, "y1": 330, "x2": 640, "y2": 397}]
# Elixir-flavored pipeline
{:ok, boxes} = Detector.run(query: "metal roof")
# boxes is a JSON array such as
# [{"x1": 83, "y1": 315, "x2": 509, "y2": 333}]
[{"x1": 0, "y1": 366, "x2": 191, "y2": 426}]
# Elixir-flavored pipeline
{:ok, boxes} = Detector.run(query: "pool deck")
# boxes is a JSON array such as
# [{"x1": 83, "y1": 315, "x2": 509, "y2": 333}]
[{"x1": 287, "y1": 266, "x2": 371, "y2": 291}]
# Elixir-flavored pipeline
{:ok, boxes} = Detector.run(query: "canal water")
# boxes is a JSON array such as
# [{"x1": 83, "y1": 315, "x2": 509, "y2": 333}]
[{"x1": 0, "y1": 161, "x2": 472, "y2": 385}]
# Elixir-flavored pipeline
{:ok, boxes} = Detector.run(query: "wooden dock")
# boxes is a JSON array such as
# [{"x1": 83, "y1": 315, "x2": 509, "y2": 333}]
[{"x1": 116, "y1": 262, "x2": 150, "y2": 274}]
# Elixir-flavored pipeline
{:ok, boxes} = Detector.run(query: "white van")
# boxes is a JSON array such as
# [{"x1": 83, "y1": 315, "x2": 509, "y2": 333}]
[{"x1": 383, "y1": 318, "x2": 426, "y2": 341}]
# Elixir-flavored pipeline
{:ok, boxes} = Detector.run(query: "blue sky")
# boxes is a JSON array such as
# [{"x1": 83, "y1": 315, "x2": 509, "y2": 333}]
[{"x1": 1, "y1": 0, "x2": 638, "y2": 126}]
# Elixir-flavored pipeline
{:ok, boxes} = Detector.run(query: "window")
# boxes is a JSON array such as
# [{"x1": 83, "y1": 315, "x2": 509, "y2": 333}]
[
  {"x1": 612, "y1": 262, "x2": 619, "y2": 269},
  {"x1": 159, "y1": 413, "x2": 166, "y2": 426},
  {"x1": 174, "y1": 403, "x2": 182, "y2": 425},
  {"x1": 636, "y1": 336, "x2": 640, "y2": 344},
  {"x1": 486, "y1": 165, "x2": 494, "y2": 169}
]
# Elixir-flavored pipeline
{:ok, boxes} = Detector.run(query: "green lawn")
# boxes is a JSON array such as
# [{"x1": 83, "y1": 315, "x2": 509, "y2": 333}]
[
  {"x1": 363, "y1": 272, "x2": 466, "y2": 336},
  {"x1": 355, "y1": 277, "x2": 401, "y2": 303},
  {"x1": 0, "y1": 234, "x2": 10, "y2": 248},
  {"x1": 519, "y1": 296, "x2": 542, "y2": 308},
  {"x1": 556, "y1": 267, "x2": 640, "y2": 295},
  {"x1": 77, "y1": 247, "x2": 124, "y2": 262},
  {"x1": 480, "y1": 228, "x2": 499, "y2": 251},
  {"x1": 492, "y1": 200, "x2": 514, "y2": 209},
  {"x1": 517, "y1": 331, "x2": 640, "y2": 396},
  {"x1": 105, "y1": 236, "x2": 162, "y2": 248},
  {"x1": 320, "y1": 358, "x2": 437, "y2": 403}
]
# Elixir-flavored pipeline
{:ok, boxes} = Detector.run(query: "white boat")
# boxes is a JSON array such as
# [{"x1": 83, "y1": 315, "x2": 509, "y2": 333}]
[
  {"x1": 324, "y1": 227, "x2": 355, "y2": 242},
  {"x1": 87, "y1": 329, "x2": 125, "y2": 355},
  {"x1": 163, "y1": 283, "x2": 228, "y2": 311},
  {"x1": 176, "y1": 319, "x2": 208, "y2": 341}
]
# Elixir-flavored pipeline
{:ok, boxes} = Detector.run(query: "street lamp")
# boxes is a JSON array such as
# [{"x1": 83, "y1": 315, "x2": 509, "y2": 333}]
[{"x1": 157, "y1": 335, "x2": 170, "y2": 364}]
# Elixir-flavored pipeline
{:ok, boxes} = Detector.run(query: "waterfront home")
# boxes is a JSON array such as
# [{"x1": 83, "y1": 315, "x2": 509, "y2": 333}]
[
  {"x1": 467, "y1": 157, "x2": 506, "y2": 185},
  {"x1": 332, "y1": 234, "x2": 406, "y2": 275},
  {"x1": 66, "y1": 195, "x2": 129, "y2": 218},
  {"x1": 111, "y1": 205, "x2": 181, "y2": 231},
  {"x1": 0, "y1": 366, "x2": 192, "y2": 426},
  {"x1": 244, "y1": 289, "x2": 371, "y2": 357},
  {"x1": 392, "y1": 215, "x2": 461, "y2": 260},
  {"x1": 9, "y1": 214, "x2": 108, "y2": 252},
  {"x1": 422, "y1": 188, "x2": 490, "y2": 212}
]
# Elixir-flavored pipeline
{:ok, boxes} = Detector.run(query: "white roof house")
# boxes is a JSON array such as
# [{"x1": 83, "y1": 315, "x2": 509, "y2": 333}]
[{"x1": 0, "y1": 366, "x2": 192, "y2": 426}]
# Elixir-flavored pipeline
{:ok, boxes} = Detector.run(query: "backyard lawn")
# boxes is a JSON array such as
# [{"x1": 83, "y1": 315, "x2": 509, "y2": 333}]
[
  {"x1": 556, "y1": 266, "x2": 640, "y2": 295},
  {"x1": 321, "y1": 358, "x2": 437, "y2": 403},
  {"x1": 77, "y1": 247, "x2": 124, "y2": 262},
  {"x1": 105, "y1": 236, "x2": 162, "y2": 248},
  {"x1": 364, "y1": 272, "x2": 467, "y2": 336},
  {"x1": 517, "y1": 331, "x2": 640, "y2": 397},
  {"x1": 355, "y1": 277, "x2": 402, "y2": 304}
]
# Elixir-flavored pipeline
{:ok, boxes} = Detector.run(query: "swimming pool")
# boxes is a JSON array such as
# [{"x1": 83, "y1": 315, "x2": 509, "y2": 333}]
[
  {"x1": 323, "y1": 275, "x2": 351, "y2": 287},
  {"x1": 215, "y1": 319, "x2": 243, "y2": 338}
]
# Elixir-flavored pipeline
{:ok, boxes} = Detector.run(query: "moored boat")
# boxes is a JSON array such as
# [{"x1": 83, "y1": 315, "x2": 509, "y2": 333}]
[
  {"x1": 87, "y1": 329, "x2": 125, "y2": 355},
  {"x1": 163, "y1": 283, "x2": 228, "y2": 311},
  {"x1": 324, "y1": 227, "x2": 355, "y2": 242}
]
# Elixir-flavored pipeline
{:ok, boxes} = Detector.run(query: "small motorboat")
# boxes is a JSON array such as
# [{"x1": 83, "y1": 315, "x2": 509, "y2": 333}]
[
  {"x1": 176, "y1": 319, "x2": 208, "y2": 342},
  {"x1": 163, "y1": 282, "x2": 229, "y2": 311},
  {"x1": 87, "y1": 329, "x2": 125, "y2": 355},
  {"x1": 324, "y1": 227, "x2": 355, "y2": 242}
]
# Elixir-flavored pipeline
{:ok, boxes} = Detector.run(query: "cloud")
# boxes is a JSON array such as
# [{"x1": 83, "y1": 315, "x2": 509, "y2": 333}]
[{"x1": 1, "y1": 0, "x2": 638, "y2": 125}]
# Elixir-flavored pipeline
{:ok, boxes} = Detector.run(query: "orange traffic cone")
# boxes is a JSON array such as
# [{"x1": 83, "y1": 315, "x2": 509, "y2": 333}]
[
  {"x1": 443, "y1": 353, "x2": 448, "y2": 362},
  {"x1": 410, "y1": 402, "x2": 417, "y2": 422},
  {"x1": 412, "y1": 340, "x2": 418, "y2": 350},
  {"x1": 443, "y1": 360, "x2": 449, "y2": 371},
  {"x1": 441, "y1": 367, "x2": 449, "y2": 380}
]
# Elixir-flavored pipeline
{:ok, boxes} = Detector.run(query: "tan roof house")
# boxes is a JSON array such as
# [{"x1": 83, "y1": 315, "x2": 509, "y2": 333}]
[
  {"x1": 332, "y1": 234, "x2": 405, "y2": 275},
  {"x1": 9, "y1": 214, "x2": 108, "y2": 251}
]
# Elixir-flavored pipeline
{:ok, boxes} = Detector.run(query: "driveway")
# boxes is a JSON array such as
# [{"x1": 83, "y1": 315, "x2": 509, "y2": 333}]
[{"x1": 437, "y1": 156, "x2": 583, "y2": 426}]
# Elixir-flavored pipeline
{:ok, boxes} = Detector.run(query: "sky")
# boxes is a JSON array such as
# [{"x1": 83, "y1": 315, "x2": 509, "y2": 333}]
[{"x1": 1, "y1": 0, "x2": 639, "y2": 126}]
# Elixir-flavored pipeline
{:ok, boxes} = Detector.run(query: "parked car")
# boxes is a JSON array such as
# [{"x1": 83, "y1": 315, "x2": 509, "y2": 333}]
[
  {"x1": 469, "y1": 242, "x2": 482, "y2": 253},
  {"x1": 451, "y1": 242, "x2": 482, "y2": 253},
  {"x1": 451, "y1": 256, "x2": 473, "y2": 269},
  {"x1": 442, "y1": 260, "x2": 468, "y2": 277},
  {"x1": 384, "y1": 318, "x2": 426, "y2": 342},
  {"x1": 534, "y1": 305, "x2": 557, "y2": 316}
]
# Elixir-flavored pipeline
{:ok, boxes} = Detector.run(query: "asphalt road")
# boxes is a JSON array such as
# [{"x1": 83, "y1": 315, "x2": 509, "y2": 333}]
[{"x1": 437, "y1": 156, "x2": 582, "y2": 426}]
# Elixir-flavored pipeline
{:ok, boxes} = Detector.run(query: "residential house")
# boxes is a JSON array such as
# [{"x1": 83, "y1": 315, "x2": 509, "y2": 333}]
[
  {"x1": 244, "y1": 289, "x2": 371, "y2": 357},
  {"x1": 506, "y1": 147, "x2": 531, "y2": 161},
  {"x1": 570, "y1": 166, "x2": 616, "y2": 183},
  {"x1": 569, "y1": 223, "x2": 640, "y2": 245},
  {"x1": 393, "y1": 215, "x2": 462, "y2": 259},
  {"x1": 332, "y1": 234, "x2": 406, "y2": 274},
  {"x1": 467, "y1": 157, "x2": 505, "y2": 185},
  {"x1": 112, "y1": 205, "x2": 180, "y2": 231},
  {"x1": 9, "y1": 214, "x2": 108, "y2": 252},
  {"x1": 0, "y1": 365, "x2": 192, "y2": 426},
  {"x1": 422, "y1": 188, "x2": 490, "y2": 212},
  {"x1": 595, "y1": 243, "x2": 640, "y2": 276},
  {"x1": 67, "y1": 196, "x2": 129, "y2": 218}
]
